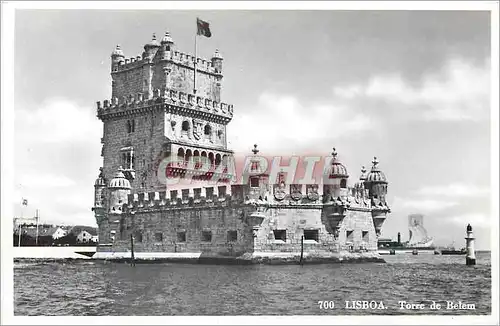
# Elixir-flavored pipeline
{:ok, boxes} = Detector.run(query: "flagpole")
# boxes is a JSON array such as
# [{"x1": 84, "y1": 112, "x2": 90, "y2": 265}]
[
  {"x1": 35, "y1": 209, "x2": 39, "y2": 246},
  {"x1": 194, "y1": 19, "x2": 198, "y2": 94}
]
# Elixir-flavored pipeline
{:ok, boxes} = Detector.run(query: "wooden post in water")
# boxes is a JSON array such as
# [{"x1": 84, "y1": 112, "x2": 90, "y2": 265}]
[
  {"x1": 300, "y1": 235, "x2": 304, "y2": 266},
  {"x1": 130, "y1": 233, "x2": 135, "y2": 266},
  {"x1": 18, "y1": 223, "x2": 22, "y2": 247}
]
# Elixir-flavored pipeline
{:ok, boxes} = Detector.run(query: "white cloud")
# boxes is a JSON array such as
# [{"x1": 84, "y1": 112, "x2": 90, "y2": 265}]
[
  {"x1": 15, "y1": 97, "x2": 101, "y2": 144},
  {"x1": 333, "y1": 58, "x2": 490, "y2": 121},
  {"x1": 415, "y1": 183, "x2": 489, "y2": 197},
  {"x1": 391, "y1": 196, "x2": 458, "y2": 213},
  {"x1": 444, "y1": 213, "x2": 491, "y2": 228},
  {"x1": 228, "y1": 92, "x2": 374, "y2": 153}
]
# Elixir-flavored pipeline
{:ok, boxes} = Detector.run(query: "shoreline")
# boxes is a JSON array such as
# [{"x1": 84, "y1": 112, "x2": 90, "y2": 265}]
[{"x1": 11, "y1": 246, "x2": 386, "y2": 264}]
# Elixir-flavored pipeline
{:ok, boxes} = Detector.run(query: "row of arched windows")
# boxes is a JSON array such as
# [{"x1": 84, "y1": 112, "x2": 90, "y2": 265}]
[
  {"x1": 180, "y1": 120, "x2": 222, "y2": 139},
  {"x1": 175, "y1": 148, "x2": 228, "y2": 169}
]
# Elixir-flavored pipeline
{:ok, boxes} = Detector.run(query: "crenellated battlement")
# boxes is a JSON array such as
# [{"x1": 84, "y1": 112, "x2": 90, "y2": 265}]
[
  {"x1": 112, "y1": 50, "x2": 219, "y2": 75},
  {"x1": 123, "y1": 184, "x2": 248, "y2": 212},
  {"x1": 96, "y1": 87, "x2": 233, "y2": 120},
  {"x1": 112, "y1": 55, "x2": 146, "y2": 72},
  {"x1": 120, "y1": 183, "x2": 384, "y2": 214}
]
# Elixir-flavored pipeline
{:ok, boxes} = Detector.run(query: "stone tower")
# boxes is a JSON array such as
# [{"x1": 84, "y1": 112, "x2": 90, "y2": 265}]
[
  {"x1": 95, "y1": 32, "x2": 234, "y2": 193},
  {"x1": 94, "y1": 32, "x2": 235, "y2": 241}
]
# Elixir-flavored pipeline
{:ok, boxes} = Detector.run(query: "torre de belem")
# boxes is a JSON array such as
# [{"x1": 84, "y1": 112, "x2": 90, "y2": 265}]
[{"x1": 92, "y1": 32, "x2": 391, "y2": 263}]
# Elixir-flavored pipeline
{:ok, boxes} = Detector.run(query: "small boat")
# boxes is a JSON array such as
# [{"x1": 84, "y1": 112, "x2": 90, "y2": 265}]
[
  {"x1": 440, "y1": 241, "x2": 466, "y2": 255},
  {"x1": 440, "y1": 248, "x2": 466, "y2": 255}
]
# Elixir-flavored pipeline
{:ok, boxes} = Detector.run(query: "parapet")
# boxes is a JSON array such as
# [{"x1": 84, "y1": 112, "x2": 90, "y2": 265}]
[
  {"x1": 112, "y1": 50, "x2": 219, "y2": 76},
  {"x1": 96, "y1": 87, "x2": 233, "y2": 120},
  {"x1": 123, "y1": 184, "x2": 249, "y2": 212},
  {"x1": 112, "y1": 55, "x2": 146, "y2": 73}
]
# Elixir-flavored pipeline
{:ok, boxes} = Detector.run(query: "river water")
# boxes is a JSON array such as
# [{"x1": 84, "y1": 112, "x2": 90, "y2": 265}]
[{"x1": 14, "y1": 252, "x2": 491, "y2": 316}]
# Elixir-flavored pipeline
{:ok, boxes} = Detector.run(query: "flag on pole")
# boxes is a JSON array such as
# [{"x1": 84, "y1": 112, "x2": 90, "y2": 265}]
[
  {"x1": 197, "y1": 18, "x2": 212, "y2": 38},
  {"x1": 22, "y1": 198, "x2": 28, "y2": 206}
]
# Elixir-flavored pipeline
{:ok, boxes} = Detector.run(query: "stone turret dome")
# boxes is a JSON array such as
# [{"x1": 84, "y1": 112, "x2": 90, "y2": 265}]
[
  {"x1": 161, "y1": 31, "x2": 174, "y2": 44},
  {"x1": 366, "y1": 157, "x2": 387, "y2": 183},
  {"x1": 327, "y1": 148, "x2": 348, "y2": 178},
  {"x1": 109, "y1": 166, "x2": 131, "y2": 189},
  {"x1": 212, "y1": 49, "x2": 223, "y2": 59},
  {"x1": 94, "y1": 167, "x2": 106, "y2": 186},
  {"x1": 111, "y1": 45, "x2": 125, "y2": 57},
  {"x1": 144, "y1": 33, "x2": 160, "y2": 49}
]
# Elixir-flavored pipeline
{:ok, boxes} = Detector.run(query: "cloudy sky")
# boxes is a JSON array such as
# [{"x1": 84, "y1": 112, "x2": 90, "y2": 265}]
[{"x1": 10, "y1": 8, "x2": 494, "y2": 249}]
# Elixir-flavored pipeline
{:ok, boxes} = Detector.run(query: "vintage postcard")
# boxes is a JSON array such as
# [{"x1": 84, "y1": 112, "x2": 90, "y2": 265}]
[{"x1": 1, "y1": 1, "x2": 498, "y2": 325}]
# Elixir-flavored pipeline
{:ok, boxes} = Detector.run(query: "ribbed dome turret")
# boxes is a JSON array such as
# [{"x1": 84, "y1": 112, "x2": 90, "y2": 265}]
[
  {"x1": 161, "y1": 32, "x2": 174, "y2": 44},
  {"x1": 327, "y1": 148, "x2": 348, "y2": 178},
  {"x1": 109, "y1": 166, "x2": 131, "y2": 189},
  {"x1": 212, "y1": 49, "x2": 223, "y2": 60},
  {"x1": 366, "y1": 157, "x2": 387, "y2": 183},
  {"x1": 94, "y1": 167, "x2": 106, "y2": 186},
  {"x1": 144, "y1": 33, "x2": 160, "y2": 50},
  {"x1": 111, "y1": 45, "x2": 125, "y2": 57}
]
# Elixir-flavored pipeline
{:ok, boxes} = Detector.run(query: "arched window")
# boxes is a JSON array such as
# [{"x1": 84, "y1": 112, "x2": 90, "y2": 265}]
[
  {"x1": 204, "y1": 124, "x2": 212, "y2": 136},
  {"x1": 193, "y1": 150, "x2": 200, "y2": 168},
  {"x1": 340, "y1": 179, "x2": 347, "y2": 189},
  {"x1": 127, "y1": 120, "x2": 131, "y2": 133},
  {"x1": 185, "y1": 149, "x2": 192, "y2": 165},
  {"x1": 208, "y1": 152, "x2": 215, "y2": 168},
  {"x1": 182, "y1": 121, "x2": 190, "y2": 133},
  {"x1": 177, "y1": 148, "x2": 185, "y2": 162}
]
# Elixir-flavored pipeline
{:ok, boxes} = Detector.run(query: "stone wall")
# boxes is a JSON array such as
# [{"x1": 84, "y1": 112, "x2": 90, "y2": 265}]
[
  {"x1": 253, "y1": 206, "x2": 339, "y2": 253},
  {"x1": 112, "y1": 57, "x2": 220, "y2": 102},
  {"x1": 111, "y1": 64, "x2": 149, "y2": 99},
  {"x1": 337, "y1": 209, "x2": 377, "y2": 251},
  {"x1": 101, "y1": 109, "x2": 166, "y2": 191},
  {"x1": 109, "y1": 205, "x2": 255, "y2": 256},
  {"x1": 155, "y1": 62, "x2": 219, "y2": 101}
]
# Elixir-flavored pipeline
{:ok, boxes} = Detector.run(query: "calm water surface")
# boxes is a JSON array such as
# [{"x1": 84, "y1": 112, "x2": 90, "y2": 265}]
[{"x1": 14, "y1": 252, "x2": 491, "y2": 315}]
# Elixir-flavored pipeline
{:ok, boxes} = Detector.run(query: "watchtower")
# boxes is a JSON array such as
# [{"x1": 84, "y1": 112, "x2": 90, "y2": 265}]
[{"x1": 96, "y1": 32, "x2": 235, "y2": 192}]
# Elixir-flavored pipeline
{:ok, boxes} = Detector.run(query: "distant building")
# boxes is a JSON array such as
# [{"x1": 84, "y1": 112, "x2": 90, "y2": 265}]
[
  {"x1": 39, "y1": 226, "x2": 67, "y2": 240},
  {"x1": 68, "y1": 226, "x2": 98, "y2": 244}
]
